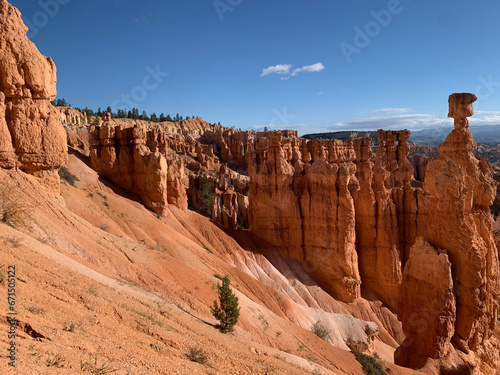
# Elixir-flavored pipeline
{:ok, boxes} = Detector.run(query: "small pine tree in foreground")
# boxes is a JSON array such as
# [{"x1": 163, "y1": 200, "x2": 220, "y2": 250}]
[{"x1": 211, "y1": 275, "x2": 240, "y2": 333}]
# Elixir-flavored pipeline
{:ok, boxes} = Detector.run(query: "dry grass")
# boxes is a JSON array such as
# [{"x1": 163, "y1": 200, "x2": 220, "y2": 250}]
[
  {"x1": 80, "y1": 351, "x2": 118, "y2": 374},
  {"x1": 0, "y1": 181, "x2": 29, "y2": 227},
  {"x1": 46, "y1": 354, "x2": 67, "y2": 368}
]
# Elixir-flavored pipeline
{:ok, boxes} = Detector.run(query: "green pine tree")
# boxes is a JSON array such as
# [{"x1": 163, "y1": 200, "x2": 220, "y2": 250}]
[
  {"x1": 200, "y1": 175, "x2": 214, "y2": 217},
  {"x1": 211, "y1": 275, "x2": 240, "y2": 333}
]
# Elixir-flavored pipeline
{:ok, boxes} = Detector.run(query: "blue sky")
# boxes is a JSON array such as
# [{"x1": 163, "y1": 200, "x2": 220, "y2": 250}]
[{"x1": 10, "y1": 0, "x2": 500, "y2": 135}]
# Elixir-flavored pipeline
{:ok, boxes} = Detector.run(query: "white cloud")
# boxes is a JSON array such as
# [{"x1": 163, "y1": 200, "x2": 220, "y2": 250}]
[
  {"x1": 260, "y1": 64, "x2": 291, "y2": 77},
  {"x1": 291, "y1": 62, "x2": 325, "y2": 76},
  {"x1": 469, "y1": 113, "x2": 500, "y2": 125},
  {"x1": 373, "y1": 108, "x2": 412, "y2": 115},
  {"x1": 260, "y1": 62, "x2": 325, "y2": 79},
  {"x1": 328, "y1": 111, "x2": 500, "y2": 132},
  {"x1": 331, "y1": 114, "x2": 451, "y2": 131},
  {"x1": 474, "y1": 110, "x2": 500, "y2": 116}
]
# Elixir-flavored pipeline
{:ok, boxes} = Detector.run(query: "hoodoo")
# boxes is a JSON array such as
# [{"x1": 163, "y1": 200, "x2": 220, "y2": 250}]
[
  {"x1": 395, "y1": 93, "x2": 500, "y2": 372},
  {"x1": 0, "y1": 0, "x2": 67, "y2": 189}
]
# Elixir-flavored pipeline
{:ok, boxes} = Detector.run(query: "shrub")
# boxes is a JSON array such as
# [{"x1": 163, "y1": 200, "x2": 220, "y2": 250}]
[
  {"x1": 352, "y1": 350, "x2": 387, "y2": 375},
  {"x1": 27, "y1": 306, "x2": 46, "y2": 315},
  {"x1": 211, "y1": 275, "x2": 240, "y2": 333},
  {"x1": 237, "y1": 218, "x2": 248, "y2": 231},
  {"x1": 63, "y1": 322, "x2": 77, "y2": 332},
  {"x1": 58, "y1": 167, "x2": 78, "y2": 187},
  {"x1": 311, "y1": 320, "x2": 330, "y2": 342},
  {"x1": 46, "y1": 354, "x2": 66, "y2": 368},
  {"x1": 187, "y1": 347, "x2": 208, "y2": 365}
]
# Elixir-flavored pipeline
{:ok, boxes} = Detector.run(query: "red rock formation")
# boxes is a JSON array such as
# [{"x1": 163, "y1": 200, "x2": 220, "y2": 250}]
[
  {"x1": 188, "y1": 164, "x2": 249, "y2": 229},
  {"x1": 396, "y1": 238, "x2": 456, "y2": 367},
  {"x1": 395, "y1": 93, "x2": 500, "y2": 372},
  {"x1": 59, "y1": 106, "x2": 87, "y2": 126},
  {"x1": 65, "y1": 125, "x2": 90, "y2": 155},
  {"x1": 351, "y1": 130, "x2": 417, "y2": 312},
  {"x1": 494, "y1": 222, "x2": 500, "y2": 255},
  {"x1": 0, "y1": 0, "x2": 67, "y2": 187},
  {"x1": 409, "y1": 143, "x2": 439, "y2": 182},
  {"x1": 248, "y1": 133, "x2": 361, "y2": 303},
  {"x1": 89, "y1": 123, "x2": 187, "y2": 214},
  {"x1": 351, "y1": 138, "x2": 377, "y2": 300}
]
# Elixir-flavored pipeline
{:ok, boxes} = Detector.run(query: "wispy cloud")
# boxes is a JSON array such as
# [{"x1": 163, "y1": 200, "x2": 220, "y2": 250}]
[
  {"x1": 291, "y1": 62, "x2": 325, "y2": 76},
  {"x1": 260, "y1": 64, "x2": 291, "y2": 77},
  {"x1": 331, "y1": 114, "x2": 451, "y2": 131},
  {"x1": 373, "y1": 108, "x2": 412, "y2": 115},
  {"x1": 474, "y1": 110, "x2": 500, "y2": 116},
  {"x1": 261, "y1": 62, "x2": 325, "y2": 79},
  {"x1": 470, "y1": 112, "x2": 500, "y2": 125},
  {"x1": 329, "y1": 111, "x2": 500, "y2": 131}
]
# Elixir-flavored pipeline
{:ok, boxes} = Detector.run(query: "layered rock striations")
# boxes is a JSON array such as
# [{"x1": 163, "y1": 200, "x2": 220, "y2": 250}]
[
  {"x1": 248, "y1": 133, "x2": 361, "y2": 303},
  {"x1": 0, "y1": 0, "x2": 67, "y2": 185},
  {"x1": 395, "y1": 93, "x2": 499, "y2": 371}
]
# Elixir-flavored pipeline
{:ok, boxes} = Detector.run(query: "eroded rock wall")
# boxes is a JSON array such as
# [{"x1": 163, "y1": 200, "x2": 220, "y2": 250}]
[
  {"x1": 89, "y1": 122, "x2": 187, "y2": 215},
  {"x1": 187, "y1": 164, "x2": 249, "y2": 230},
  {"x1": 352, "y1": 130, "x2": 417, "y2": 311},
  {"x1": 248, "y1": 133, "x2": 361, "y2": 303}
]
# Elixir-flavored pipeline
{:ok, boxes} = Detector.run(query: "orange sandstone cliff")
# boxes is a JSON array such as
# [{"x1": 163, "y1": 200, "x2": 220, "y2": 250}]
[
  {"x1": 88, "y1": 115, "x2": 189, "y2": 215},
  {"x1": 0, "y1": 0, "x2": 66, "y2": 188},
  {"x1": 247, "y1": 134, "x2": 362, "y2": 303}
]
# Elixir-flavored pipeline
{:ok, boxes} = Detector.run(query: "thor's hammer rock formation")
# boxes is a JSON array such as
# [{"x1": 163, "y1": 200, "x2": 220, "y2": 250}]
[{"x1": 395, "y1": 93, "x2": 499, "y2": 372}]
